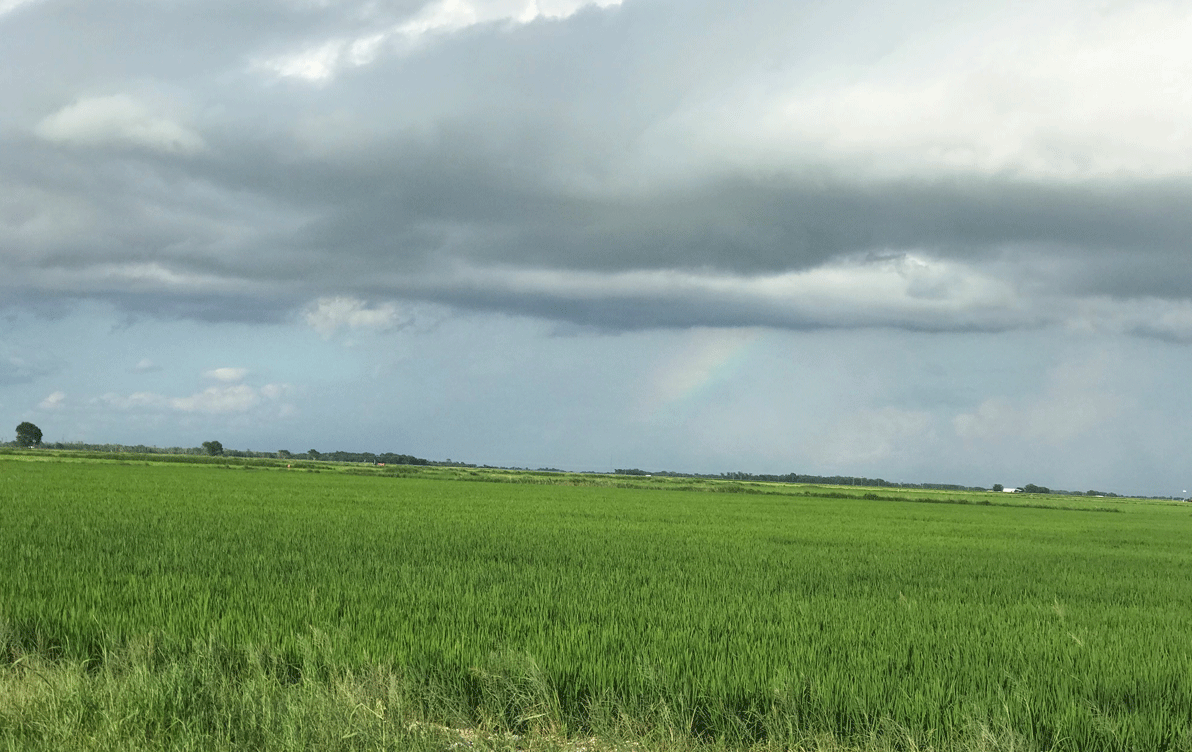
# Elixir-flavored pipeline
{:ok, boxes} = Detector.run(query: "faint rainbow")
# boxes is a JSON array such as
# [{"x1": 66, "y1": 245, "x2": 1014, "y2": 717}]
[{"x1": 642, "y1": 329, "x2": 766, "y2": 415}]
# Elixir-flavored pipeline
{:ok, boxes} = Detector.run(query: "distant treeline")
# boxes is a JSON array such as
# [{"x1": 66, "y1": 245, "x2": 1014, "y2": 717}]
[
  {"x1": 7, "y1": 441, "x2": 431, "y2": 466},
  {"x1": 27, "y1": 442, "x2": 208, "y2": 455},
  {"x1": 2, "y1": 441, "x2": 1146, "y2": 498},
  {"x1": 616, "y1": 468, "x2": 986, "y2": 491},
  {"x1": 717, "y1": 471, "x2": 987, "y2": 490},
  {"x1": 297, "y1": 450, "x2": 430, "y2": 466},
  {"x1": 613, "y1": 468, "x2": 1130, "y2": 497}
]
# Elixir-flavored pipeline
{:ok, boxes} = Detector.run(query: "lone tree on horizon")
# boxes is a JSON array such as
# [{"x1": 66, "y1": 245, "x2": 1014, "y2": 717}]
[
  {"x1": 202, "y1": 440, "x2": 224, "y2": 456},
  {"x1": 15, "y1": 422, "x2": 42, "y2": 447}
]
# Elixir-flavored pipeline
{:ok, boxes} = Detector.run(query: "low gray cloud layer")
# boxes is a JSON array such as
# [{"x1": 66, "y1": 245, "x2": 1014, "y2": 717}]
[
  {"x1": 8, "y1": 0, "x2": 1192, "y2": 496},
  {"x1": 3, "y1": 0, "x2": 1191, "y2": 336}
]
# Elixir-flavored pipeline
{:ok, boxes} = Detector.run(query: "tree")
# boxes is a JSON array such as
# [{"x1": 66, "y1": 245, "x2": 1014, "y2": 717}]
[
  {"x1": 202, "y1": 440, "x2": 224, "y2": 456},
  {"x1": 277, "y1": 449, "x2": 292, "y2": 459},
  {"x1": 307, "y1": 449, "x2": 320, "y2": 459},
  {"x1": 991, "y1": 484, "x2": 1004, "y2": 492},
  {"x1": 15, "y1": 422, "x2": 42, "y2": 447}
]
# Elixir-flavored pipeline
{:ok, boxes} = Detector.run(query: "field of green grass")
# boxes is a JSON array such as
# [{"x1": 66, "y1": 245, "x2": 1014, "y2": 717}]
[{"x1": 2, "y1": 452, "x2": 1191, "y2": 751}]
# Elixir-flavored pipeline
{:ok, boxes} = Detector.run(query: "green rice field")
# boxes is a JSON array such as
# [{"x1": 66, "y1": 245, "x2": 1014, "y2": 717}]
[{"x1": 2, "y1": 452, "x2": 1191, "y2": 750}]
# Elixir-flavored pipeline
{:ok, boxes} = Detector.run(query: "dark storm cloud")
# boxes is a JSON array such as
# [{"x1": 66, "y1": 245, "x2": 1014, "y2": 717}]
[
  {"x1": 288, "y1": 168, "x2": 1192, "y2": 279},
  {"x1": 3, "y1": 0, "x2": 1190, "y2": 332}
]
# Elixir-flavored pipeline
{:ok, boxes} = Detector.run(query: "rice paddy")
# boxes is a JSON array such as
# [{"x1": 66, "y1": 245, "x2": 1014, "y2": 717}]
[{"x1": 2, "y1": 452, "x2": 1190, "y2": 750}]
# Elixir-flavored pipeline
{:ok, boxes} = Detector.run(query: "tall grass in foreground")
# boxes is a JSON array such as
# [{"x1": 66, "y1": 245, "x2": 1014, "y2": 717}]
[
  {"x1": 1, "y1": 458, "x2": 1191, "y2": 750},
  {"x1": 0, "y1": 637, "x2": 1037, "y2": 752}
]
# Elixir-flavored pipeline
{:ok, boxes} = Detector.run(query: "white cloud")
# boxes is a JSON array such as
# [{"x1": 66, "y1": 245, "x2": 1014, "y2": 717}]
[
  {"x1": 806, "y1": 407, "x2": 935, "y2": 467},
  {"x1": 100, "y1": 383, "x2": 290, "y2": 415},
  {"x1": 396, "y1": 0, "x2": 623, "y2": 38},
  {"x1": 132, "y1": 358, "x2": 162, "y2": 374},
  {"x1": 100, "y1": 391, "x2": 169, "y2": 410},
  {"x1": 36, "y1": 95, "x2": 205, "y2": 155},
  {"x1": 691, "y1": 2, "x2": 1192, "y2": 181},
  {"x1": 305, "y1": 296, "x2": 413, "y2": 337},
  {"x1": 261, "y1": 40, "x2": 345, "y2": 82},
  {"x1": 204, "y1": 367, "x2": 248, "y2": 383},
  {"x1": 38, "y1": 390, "x2": 66, "y2": 409},
  {"x1": 256, "y1": 0, "x2": 623, "y2": 82},
  {"x1": 170, "y1": 384, "x2": 260, "y2": 413},
  {"x1": 259, "y1": 383, "x2": 285, "y2": 399},
  {"x1": 0, "y1": 0, "x2": 42, "y2": 17},
  {"x1": 954, "y1": 355, "x2": 1125, "y2": 445}
]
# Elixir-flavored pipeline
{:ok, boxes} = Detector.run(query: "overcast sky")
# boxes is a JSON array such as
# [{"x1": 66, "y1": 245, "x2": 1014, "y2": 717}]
[{"x1": 3, "y1": 0, "x2": 1191, "y2": 495}]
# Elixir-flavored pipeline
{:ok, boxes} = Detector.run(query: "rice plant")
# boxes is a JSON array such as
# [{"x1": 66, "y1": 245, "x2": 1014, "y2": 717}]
[{"x1": 1, "y1": 456, "x2": 1190, "y2": 750}]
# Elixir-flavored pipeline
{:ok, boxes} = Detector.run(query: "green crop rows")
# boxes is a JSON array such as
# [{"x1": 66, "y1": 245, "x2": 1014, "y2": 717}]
[{"x1": 2, "y1": 456, "x2": 1191, "y2": 750}]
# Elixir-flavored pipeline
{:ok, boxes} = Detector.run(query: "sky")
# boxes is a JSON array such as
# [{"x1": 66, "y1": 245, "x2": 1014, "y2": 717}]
[{"x1": 2, "y1": 0, "x2": 1191, "y2": 495}]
